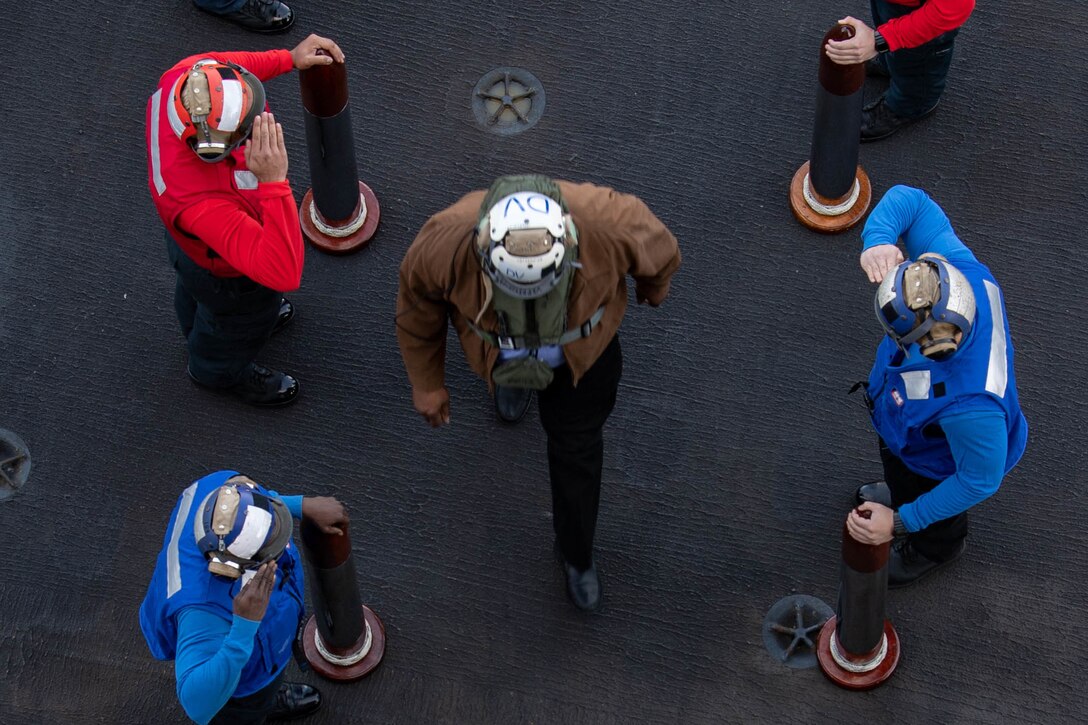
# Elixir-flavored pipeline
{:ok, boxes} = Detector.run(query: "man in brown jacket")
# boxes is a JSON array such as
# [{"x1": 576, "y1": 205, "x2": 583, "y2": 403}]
[{"x1": 396, "y1": 176, "x2": 681, "y2": 611}]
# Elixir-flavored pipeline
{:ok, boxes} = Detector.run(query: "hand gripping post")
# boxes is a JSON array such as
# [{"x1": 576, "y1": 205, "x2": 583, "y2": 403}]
[
  {"x1": 299, "y1": 519, "x2": 385, "y2": 681},
  {"x1": 789, "y1": 24, "x2": 872, "y2": 233},
  {"x1": 816, "y1": 508, "x2": 900, "y2": 689},
  {"x1": 298, "y1": 53, "x2": 380, "y2": 253}
]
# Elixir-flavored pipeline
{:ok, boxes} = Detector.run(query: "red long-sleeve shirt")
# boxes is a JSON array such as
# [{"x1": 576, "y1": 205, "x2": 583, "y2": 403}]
[
  {"x1": 148, "y1": 50, "x2": 304, "y2": 293},
  {"x1": 880, "y1": 0, "x2": 975, "y2": 51}
]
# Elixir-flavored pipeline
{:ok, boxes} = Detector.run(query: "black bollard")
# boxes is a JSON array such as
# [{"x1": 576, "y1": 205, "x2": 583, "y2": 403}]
[
  {"x1": 298, "y1": 53, "x2": 380, "y2": 254},
  {"x1": 816, "y1": 508, "x2": 900, "y2": 689},
  {"x1": 790, "y1": 24, "x2": 872, "y2": 233},
  {"x1": 299, "y1": 519, "x2": 385, "y2": 681}
]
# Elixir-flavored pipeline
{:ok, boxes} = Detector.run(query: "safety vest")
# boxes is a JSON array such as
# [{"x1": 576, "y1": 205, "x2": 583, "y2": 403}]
[
  {"x1": 146, "y1": 65, "x2": 264, "y2": 276},
  {"x1": 867, "y1": 258, "x2": 1028, "y2": 480},
  {"x1": 139, "y1": 471, "x2": 305, "y2": 697},
  {"x1": 468, "y1": 176, "x2": 603, "y2": 352}
]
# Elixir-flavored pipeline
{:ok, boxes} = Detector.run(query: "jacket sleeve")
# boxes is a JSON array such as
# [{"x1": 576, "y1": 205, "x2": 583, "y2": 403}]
[
  {"x1": 898, "y1": 406, "x2": 1007, "y2": 531},
  {"x1": 396, "y1": 216, "x2": 456, "y2": 391},
  {"x1": 174, "y1": 50, "x2": 294, "y2": 82},
  {"x1": 878, "y1": 0, "x2": 975, "y2": 51},
  {"x1": 596, "y1": 189, "x2": 681, "y2": 300},
  {"x1": 861, "y1": 185, "x2": 978, "y2": 265},
  {"x1": 175, "y1": 181, "x2": 305, "y2": 292},
  {"x1": 174, "y1": 606, "x2": 261, "y2": 725}
]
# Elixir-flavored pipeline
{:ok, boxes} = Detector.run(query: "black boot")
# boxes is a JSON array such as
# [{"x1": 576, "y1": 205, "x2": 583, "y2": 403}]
[
  {"x1": 272, "y1": 297, "x2": 295, "y2": 335},
  {"x1": 855, "y1": 481, "x2": 893, "y2": 507},
  {"x1": 194, "y1": 0, "x2": 295, "y2": 34},
  {"x1": 494, "y1": 385, "x2": 532, "y2": 424},
  {"x1": 861, "y1": 95, "x2": 939, "y2": 142},
  {"x1": 554, "y1": 542, "x2": 601, "y2": 611},
  {"x1": 190, "y1": 363, "x2": 300, "y2": 407},
  {"x1": 888, "y1": 539, "x2": 965, "y2": 588},
  {"x1": 268, "y1": 682, "x2": 321, "y2": 721}
]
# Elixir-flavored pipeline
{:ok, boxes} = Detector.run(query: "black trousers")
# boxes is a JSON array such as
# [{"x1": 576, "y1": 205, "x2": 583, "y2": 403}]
[
  {"x1": 879, "y1": 440, "x2": 968, "y2": 562},
  {"x1": 537, "y1": 335, "x2": 622, "y2": 571},
  {"x1": 166, "y1": 232, "x2": 281, "y2": 387},
  {"x1": 209, "y1": 671, "x2": 283, "y2": 725}
]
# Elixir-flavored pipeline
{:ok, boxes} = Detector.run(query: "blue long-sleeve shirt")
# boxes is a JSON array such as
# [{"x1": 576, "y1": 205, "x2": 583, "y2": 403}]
[
  {"x1": 174, "y1": 494, "x2": 303, "y2": 725},
  {"x1": 861, "y1": 186, "x2": 1009, "y2": 531}
]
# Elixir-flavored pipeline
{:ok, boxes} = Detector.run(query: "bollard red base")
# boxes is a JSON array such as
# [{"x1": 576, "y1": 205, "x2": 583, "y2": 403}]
[
  {"x1": 789, "y1": 161, "x2": 871, "y2": 233},
  {"x1": 816, "y1": 616, "x2": 900, "y2": 690},
  {"x1": 299, "y1": 181, "x2": 381, "y2": 255},
  {"x1": 302, "y1": 604, "x2": 386, "y2": 682}
]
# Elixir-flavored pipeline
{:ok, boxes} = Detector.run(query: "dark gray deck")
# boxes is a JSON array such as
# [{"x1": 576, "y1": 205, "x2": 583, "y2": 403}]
[{"x1": 1, "y1": 1, "x2": 1085, "y2": 723}]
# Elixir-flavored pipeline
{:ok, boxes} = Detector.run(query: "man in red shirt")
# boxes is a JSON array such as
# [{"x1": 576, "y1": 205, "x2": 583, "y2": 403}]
[
  {"x1": 825, "y1": 1, "x2": 976, "y2": 141},
  {"x1": 147, "y1": 34, "x2": 344, "y2": 406}
]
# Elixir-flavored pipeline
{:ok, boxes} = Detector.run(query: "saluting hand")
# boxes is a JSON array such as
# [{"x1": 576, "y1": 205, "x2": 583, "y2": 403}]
[
  {"x1": 245, "y1": 113, "x2": 288, "y2": 184},
  {"x1": 413, "y1": 386, "x2": 451, "y2": 427},
  {"x1": 232, "y1": 561, "x2": 277, "y2": 622},
  {"x1": 290, "y1": 34, "x2": 346, "y2": 69},
  {"x1": 860, "y1": 244, "x2": 904, "y2": 283}
]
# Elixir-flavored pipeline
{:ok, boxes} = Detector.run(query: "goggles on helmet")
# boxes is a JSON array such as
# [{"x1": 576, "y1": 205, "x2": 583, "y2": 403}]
[
  {"x1": 874, "y1": 254, "x2": 975, "y2": 355},
  {"x1": 169, "y1": 60, "x2": 266, "y2": 163},
  {"x1": 193, "y1": 476, "x2": 291, "y2": 579},
  {"x1": 481, "y1": 192, "x2": 570, "y2": 299}
]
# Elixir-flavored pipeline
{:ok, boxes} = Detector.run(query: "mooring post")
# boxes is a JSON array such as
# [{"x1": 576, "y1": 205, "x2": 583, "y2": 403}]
[
  {"x1": 297, "y1": 52, "x2": 380, "y2": 253},
  {"x1": 789, "y1": 23, "x2": 872, "y2": 233},
  {"x1": 816, "y1": 507, "x2": 900, "y2": 689},
  {"x1": 300, "y1": 518, "x2": 385, "y2": 681}
]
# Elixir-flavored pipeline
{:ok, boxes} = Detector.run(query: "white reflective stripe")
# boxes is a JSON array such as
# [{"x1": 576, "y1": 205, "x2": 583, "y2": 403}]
[
  {"x1": 165, "y1": 78, "x2": 186, "y2": 138},
  {"x1": 149, "y1": 89, "x2": 167, "y2": 196},
  {"x1": 227, "y1": 505, "x2": 272, "y2": 559},
  {"x1": 166, "y1": 482, "x2": 199, "y2": 598},
  {"x1": 233, "y1": 170, "x2": 259, "y2": 190},
  {"x1": 218, "y1": 79, "x2": 244, "y2": 132},
  {"x1": 901, "y1": 370, "x2": 932, "y2": 400},
  {"x1": 984, "y1": 280, "x2": 1008, "y2": 397}
]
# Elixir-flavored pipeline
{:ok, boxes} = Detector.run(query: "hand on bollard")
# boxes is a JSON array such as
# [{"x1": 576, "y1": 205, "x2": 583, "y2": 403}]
[
  {"x1": 860, "y1": 244, "x2": 905, "y2": 283},
  {"x1": 302, "y1": 496, "x2": 349, "y2": 536},
  {"x1": 291, "y1": 34, "x2": 346, "y2": 69},
  {"x1": 846, "y1": 503, "x2": 895, "y2": 545},
  {"x1": 825, "y1": 16, "x2": 878, "y2": 65},
  {"x1": 233, "y1": 561, "x2": 277, "y2": 622},
  {"x1": 245, "y1": 113, "x2": 288, "y2": 183},
  {"x1": 413, "y1": 386, "x2": 451, "y2": 427}
]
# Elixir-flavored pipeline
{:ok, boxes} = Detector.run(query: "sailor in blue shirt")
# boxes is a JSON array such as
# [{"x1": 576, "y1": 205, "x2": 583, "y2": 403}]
[
  {"x1": 140, "y1": 471, "x2": 347, "y2": 724},
  {"x1": 847, "y1": 186, "x2": 1027, "y2": 587}
]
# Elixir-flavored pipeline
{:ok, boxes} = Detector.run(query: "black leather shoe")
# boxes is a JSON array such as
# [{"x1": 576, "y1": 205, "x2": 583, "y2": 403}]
[
  {"x1": 855, "y1": 481, "x2": 893, "y2": 507},
  {"x1": 554, "y1": 544, "x2": 601, "y2": 611},
  {"x1": 273, "y1": 297, "x2": 295, "y2": 335},
  {"x1": 888, "y1": 539, "x2": 965, "y2": 589},
  {"x1": 861, "y1": 95, "x2": 939, "y2": 142},
  {"x1": 865, "y1": 57, "x2": 891, "y2": 78},
  {"x1": 268, "y1": 682, "x2": 321, "y2": 721},
  {"x1": 189, "y1": 363, "x2": 300, "y2": 407},
  {"x1": 494, "y1": 385, "x2": 532, "y2": 424},
  {"x1": 195, "y1": 0, "x2": 295, "y2": 34}
]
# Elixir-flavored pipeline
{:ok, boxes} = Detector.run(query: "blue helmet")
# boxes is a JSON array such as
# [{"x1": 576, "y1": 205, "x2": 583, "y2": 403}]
[{"x1": 874, "y1": 254, "x2": 975, "y2": 356}]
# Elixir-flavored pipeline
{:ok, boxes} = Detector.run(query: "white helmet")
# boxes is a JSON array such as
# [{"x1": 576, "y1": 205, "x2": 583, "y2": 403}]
[
  {"x1": 482, "y1": 192, "x2": 570, "y2": 299},
  {"x1": 874, "y1": 254, "x2": 976, "y2": 357}
]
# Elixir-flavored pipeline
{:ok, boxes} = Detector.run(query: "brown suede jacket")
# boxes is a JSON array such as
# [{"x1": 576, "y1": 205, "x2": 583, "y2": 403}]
[{"x1": 396, "y1": 181, "x2": 681, "y2": 391}]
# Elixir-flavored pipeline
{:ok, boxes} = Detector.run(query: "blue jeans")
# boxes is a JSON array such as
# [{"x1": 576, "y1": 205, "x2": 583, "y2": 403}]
[
  {"x1": 193, "y1": 0, "x2": 248, "y2": 13},
  {"x1": 871, "y1": 0, "x2": 960, "y2": 118}
]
